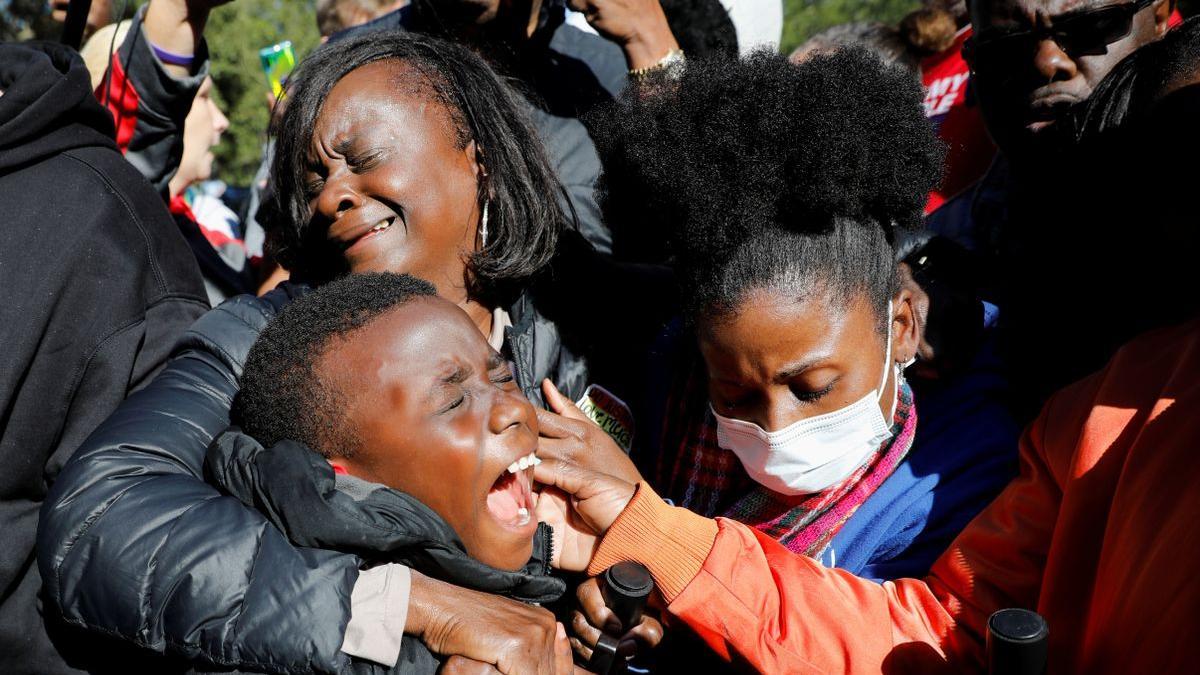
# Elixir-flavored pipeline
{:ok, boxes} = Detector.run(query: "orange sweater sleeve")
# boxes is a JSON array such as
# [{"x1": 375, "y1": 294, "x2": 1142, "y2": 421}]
[{"x1": 590, "y1": 391, "x2": 1074, "y2": 673}]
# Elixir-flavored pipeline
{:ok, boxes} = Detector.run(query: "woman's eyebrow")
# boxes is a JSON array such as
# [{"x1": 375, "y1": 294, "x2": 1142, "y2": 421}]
[
  {"x1": 441, "y1": 364, "x2": 472, "y2": 385},
  {"x1": 332, "y1": 137, "x2": 357, "y2": 158},
  {"x1": 775, "y1": 353, "x2": 833, "y2": 382}
]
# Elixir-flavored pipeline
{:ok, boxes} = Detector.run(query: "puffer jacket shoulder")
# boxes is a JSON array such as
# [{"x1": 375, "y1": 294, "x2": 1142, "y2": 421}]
[{"x1": 36, "y1": 285, "x2": 363, "y2": 674}]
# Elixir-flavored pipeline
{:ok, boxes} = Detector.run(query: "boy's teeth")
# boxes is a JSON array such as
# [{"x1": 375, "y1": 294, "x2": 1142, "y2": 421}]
[
  {"x1": 506, "y1": 452, "x2": 538, "y2": 475},
  {"x1": 370, "y1": 219, "x2": 391, "y2": 232}
]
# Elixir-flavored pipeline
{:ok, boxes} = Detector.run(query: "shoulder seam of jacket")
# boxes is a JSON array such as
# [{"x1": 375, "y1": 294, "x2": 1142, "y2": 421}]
[
  {"x1": 52, "y1": 315, "x2": 156, "y2": 456},
  {"x1": 58, "y1": 150, "x2": 170, "y2": 294}
]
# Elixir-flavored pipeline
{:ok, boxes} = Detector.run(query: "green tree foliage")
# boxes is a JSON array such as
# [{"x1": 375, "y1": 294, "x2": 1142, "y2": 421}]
[
  {"x1": 205, "y1": 0, "x2": 319, "y2": 187},
  {"x1": 780, "y1": 0, "x2": 921, "y2": 54}
]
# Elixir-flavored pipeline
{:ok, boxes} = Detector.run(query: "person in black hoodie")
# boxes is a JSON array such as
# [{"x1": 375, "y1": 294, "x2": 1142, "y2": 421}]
[{"x1": 0, "y1": 41, "x2": 208, "y2": 674}]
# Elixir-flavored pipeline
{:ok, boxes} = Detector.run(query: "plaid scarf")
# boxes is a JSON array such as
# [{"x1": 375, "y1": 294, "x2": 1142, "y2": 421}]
[{"x1": 657, "y1": 353, "x2": 918, "y2": 558}]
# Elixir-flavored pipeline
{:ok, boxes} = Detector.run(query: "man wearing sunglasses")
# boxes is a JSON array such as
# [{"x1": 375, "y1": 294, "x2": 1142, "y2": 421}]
[
  {"x1": 966, "y1": 0, "x2": 1174, "y2": 152},
  {"x1": 927, "y1": 0, "x2": 1173, "y2": 253}
]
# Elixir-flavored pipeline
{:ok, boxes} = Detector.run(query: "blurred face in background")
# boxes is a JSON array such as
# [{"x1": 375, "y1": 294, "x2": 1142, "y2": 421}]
[
  {"x1": 48, "y1": 0, "x2": 115, "y2": 36},
  {"x1": 172, "y1": 77, "x2": 230, "y2": 195},
  {"x1": 966, "y1": 0, "x2": 1171, "y2": 157},
  {"x1": 422, "y1": 0, "x2": 544, "y2": 43}
]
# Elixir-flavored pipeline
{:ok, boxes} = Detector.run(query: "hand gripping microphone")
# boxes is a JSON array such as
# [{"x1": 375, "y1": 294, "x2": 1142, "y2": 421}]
[{"x1": 586, "y1": 562, "x2": 655, "y2": 675}]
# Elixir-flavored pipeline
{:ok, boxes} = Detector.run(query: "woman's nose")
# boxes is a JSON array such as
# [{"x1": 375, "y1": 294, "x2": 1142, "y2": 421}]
[{"x1": 315, "y1": 174, "x2": 361, "y2": 221}]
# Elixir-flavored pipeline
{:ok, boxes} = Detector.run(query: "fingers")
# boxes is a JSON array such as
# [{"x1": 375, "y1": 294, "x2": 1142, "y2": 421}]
[
  {"x1": 554, "y1": 623, "x2": 575, "y2": 675},
  {"x1": 541, "y1": 379, "x2": 588, "y2": 420},
  {"x1": 577, "y1": 578, "x2": 617, "y2": 634},
  {"x1": 532, "y1": 455, "x2": 592, "y2": 497},
  {"x1": 533, "y1": 456, "x2": 635, "y2": 536},
  {"x1": 571, "y1": 609, "x2": 604, "y2": 656},
  {"x1": 623, "y1": 615, "x2": 665, "y2": 650},
  {"x1": 536, "y1": 409, "x2": 582, "y2": 443}
]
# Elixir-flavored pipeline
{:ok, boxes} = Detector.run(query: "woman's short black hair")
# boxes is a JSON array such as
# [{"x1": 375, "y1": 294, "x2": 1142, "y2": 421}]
[
  {"x1": 236, "y1": 273, "x2": 438, "y2": 460},
  {"x1": 267, "y1": 30, "x2": 565, "y2": 296},
  {"x1": 592, "y1": 49, "x2": 942, "y2": 330}
]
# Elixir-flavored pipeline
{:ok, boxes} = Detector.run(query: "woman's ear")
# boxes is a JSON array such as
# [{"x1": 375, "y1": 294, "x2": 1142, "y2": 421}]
[
  {"x1": 464, "y1": 140, "x2": 494, "y2": 199},
  {"x1": 890, "y1": 285, "x2": 922, "y2": 366}
]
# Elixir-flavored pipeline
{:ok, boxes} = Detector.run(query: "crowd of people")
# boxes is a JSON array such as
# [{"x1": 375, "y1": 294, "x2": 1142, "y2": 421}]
[{"x1": 1, "y1": 0, "x2": 1197, "y2": 673}]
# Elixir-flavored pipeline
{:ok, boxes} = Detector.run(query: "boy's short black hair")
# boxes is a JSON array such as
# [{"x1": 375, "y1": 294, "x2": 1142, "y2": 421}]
[{"x1": 235, "y1": 273, "x2": 438, "y2": 459}]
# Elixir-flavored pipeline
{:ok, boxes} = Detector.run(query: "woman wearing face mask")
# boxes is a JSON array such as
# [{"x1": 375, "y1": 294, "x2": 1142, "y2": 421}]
[
  {"x1": 549, "y1": 47, "x2": 1019, "y2": 664},
  {"x1": 605, "y1": 47, "x2": 1015, "y2": 581}
]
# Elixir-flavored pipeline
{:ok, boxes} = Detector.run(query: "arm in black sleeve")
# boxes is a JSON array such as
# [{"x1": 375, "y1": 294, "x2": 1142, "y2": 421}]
[
  {"x1": 100, "y1": 4, "x2": 208, "y2": 195},
  {"x1": 37, "y1": 289, "x2": 361, "y2": 674}
]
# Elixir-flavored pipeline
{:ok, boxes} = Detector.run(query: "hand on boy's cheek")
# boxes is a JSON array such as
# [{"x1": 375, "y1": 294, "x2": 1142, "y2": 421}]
[
  {"x1": 569, "y1": 577, "x2": 665, "y2": 663},
  {"x1": 533, "y1": 486, "x2": 599, "y2": 571},
  {"x1": 536, "y1": 379, "x2": 643, "y2": 485}
]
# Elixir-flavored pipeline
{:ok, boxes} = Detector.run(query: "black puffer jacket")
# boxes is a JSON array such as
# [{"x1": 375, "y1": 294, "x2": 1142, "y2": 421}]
[
  {"x1": 204, "y1": 430, "x2": 564, "y2": 673},
  {"x1": 38, "y1": 241, "x2": 674, "y2": 673},
  {"x1": 37, "y1": 286, "x2": 359, "y2": 674}
]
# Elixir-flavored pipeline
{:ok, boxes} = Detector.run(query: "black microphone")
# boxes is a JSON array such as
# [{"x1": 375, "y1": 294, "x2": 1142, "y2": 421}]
[
  {"x1": 586, "y1": 562, "x2": 655, "y2": 675},
  {"x1": 987, "y1": 608, "x2": 1049, "y2": 675}
]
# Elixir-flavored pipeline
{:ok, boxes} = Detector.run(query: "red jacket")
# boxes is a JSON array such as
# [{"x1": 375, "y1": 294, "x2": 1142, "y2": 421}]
[{"x1": 591, "y1": 318, "x2": 1200, "y2": 673}]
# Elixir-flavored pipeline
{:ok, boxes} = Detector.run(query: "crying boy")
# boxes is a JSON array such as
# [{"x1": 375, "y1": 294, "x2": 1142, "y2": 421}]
[{"x1": 212, "y1": 272, "x2": 566, "y2": 672}]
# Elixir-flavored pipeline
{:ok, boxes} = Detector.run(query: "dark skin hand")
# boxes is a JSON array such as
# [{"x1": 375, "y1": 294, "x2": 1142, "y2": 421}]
[
  {"x1": 568, "y1": 577, "x2": 665, "y2": 662},
  {"x1": 535, "y1": 379, "x2": 643, "y2": 485},
  {"x1": 700, "y1": 287, "x2": 919, "y2": 434},
  {"x1": 566, "y1": 0, "x2": 681, "y2": 70},
  {"x1": 305, "y1": 59, "x2": 492, "y2": 336},
  {"x1": 410, "y1": 571, "x2": 577, "y2": 675},
  {"x1": 533, "y1": 455, "x2": 637, "y2": 567},
  {"x1": 966, "y1": 0, "x2": 1172, "y2": 156},
  {"x1": 428, "y1": 0, "x2": 679, "y2": 70},
  {"x1": 532, "y1": 380, "x2": 662, "y2": 660}
]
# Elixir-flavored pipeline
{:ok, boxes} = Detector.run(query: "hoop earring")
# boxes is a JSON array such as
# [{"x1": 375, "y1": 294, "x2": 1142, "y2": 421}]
[{"x1": 479, "y1": 200, "x2": 490, "y2": 247}]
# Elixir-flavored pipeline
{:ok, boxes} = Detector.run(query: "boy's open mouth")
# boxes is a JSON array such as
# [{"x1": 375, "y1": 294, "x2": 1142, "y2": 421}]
[{"x1": 485, "y1": 451, "x2": 538, "y2": 531}]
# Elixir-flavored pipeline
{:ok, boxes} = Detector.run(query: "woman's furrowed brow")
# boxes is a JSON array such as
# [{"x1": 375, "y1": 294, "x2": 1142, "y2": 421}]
[
  {"x1": 441, "y1": 364, "x2": 471, "y2": 385},
  {"x1": 486, "y1": 352, "x2": 505, "y2": 371},
  {"x1": 332, "y1": 137, "x2": 357, "y2": 157}
]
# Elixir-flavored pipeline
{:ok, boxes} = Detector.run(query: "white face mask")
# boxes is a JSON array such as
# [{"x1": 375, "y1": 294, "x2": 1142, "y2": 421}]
[{"x1": 712, "y1": 304, "x2": 901, "y2": 496}]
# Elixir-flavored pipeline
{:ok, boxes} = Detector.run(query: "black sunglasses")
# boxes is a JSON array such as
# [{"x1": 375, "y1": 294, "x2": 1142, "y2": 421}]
[{"x1": 964, "y1": 0, "x2": 1157, "y2": 68}]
